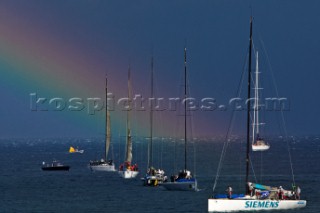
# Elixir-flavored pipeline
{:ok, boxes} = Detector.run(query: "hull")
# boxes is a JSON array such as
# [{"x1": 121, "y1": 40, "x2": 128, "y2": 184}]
[
  {"x1": 141, "y1": 175, "x2": 167, "y2": 186},
  {"x1": 90, "y1": 163, "x2": 116, "y2": 172},
  {"x1": 161, "y1": 179, "x2": 197, "y2": 191},
  {"x1": 42, "y1": 166, "x2": 70, "y2": 171},
  {"x1": 208, "y1": 199, "x2": 306, "y2": 212},
  {"x1": 252, "y1": 144, "x2": 270, "y2": 151},
  {"x1": 119, "y1": 170, "x2": 139, "y2": 179}
]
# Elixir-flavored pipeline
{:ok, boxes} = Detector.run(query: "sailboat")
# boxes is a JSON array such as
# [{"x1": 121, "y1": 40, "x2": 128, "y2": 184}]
[
  {"x1": 89, "y1": 76, "x2": 116, "y2": 172},
  {"x1": 141, "y1": 57, "x2": 167, "y2": 186},
  {"x1": 161, "y1": 48, "x2": 198, "y2": 191},
  {"x1": 69, "y1": 146, "x2": 84, "y2": 154},
  {"x1": 208, "y1": 17, "x2": 306, "y2": 212},
  {"x1": 252, "y1": 51, "x2": 270, "y2": 152},
  {"x1": 118, "y1": 67, "x2": 139, "y2": 179}
]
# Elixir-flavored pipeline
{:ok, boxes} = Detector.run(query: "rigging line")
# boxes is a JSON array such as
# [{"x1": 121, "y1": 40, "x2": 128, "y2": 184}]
[
  {"x1": 111, "y1": 139, "x2": 115, "y2": 162},
  {"x1": 184, "y1": 47, "x2": 187, "y2": 172},
  {"x1": 118, "y1": 131, "x2": 121, "y2": 169},
  {"x1": 190, "y1": 96, "x2": 197, "y2": 177},
  {"x1": 249, "y1": 154, "x2": 258, "y2": 183},
  {"x1": 260, "y1": 151, "x2": 263, "y2": 183},
  {"x1": 154, "y1": 89, "x2": 165, "y2": 169},
  {"x1": 108, "y1": 117, "x2": 114, "y2": 161},
  {"x1": 172, "y1": 60, "x2": 185, "y2": 173},
  {"x1": 282, "y1": 117, "x2": 295, "y2": 184},
  {"x1": 157, "y1": 110, "x2": 164, "y2": 169},
  {"x1": 158, "y1": 138, "x2": 161, "y2": 169},
  {"x1": 238, "y1": 138, "x2": 243, "y2": 190},
  {"x1": 249, "y1": 110, "x2": 262, "y2": 180},
  {"x1": 212, "y1": 58, "x2": 249, "y2": 192},
  {"x1": 157, "y1": 138, "x2": 160, "y2": 169},
  {"x1": 191, "y1": 119, "x2": 197, "y2": 178},
  {"x1": 184, "y1": 62, "x2": 197, "y2": 177},
  {"x1": 212, "y1": 48, "x2": 249, "y2": 193},
  {"x1": 173, "y1": 138, "x2": 176, "y2": 173},
  {"x1": 173, "y1": 88, "x2": 181, "y2": 173},
  {"x1": 160, "y1": 137, "x2": 164, "y2": 169},
  {"x1": 259, "y1": 38, "x2": 295, "y2": 185},
  {"x1": 187, "y1": 105, "x2": 197, "y2": 176},
  {"x1": 149, "y1": 56, "x2": 154, "y2": 169}
]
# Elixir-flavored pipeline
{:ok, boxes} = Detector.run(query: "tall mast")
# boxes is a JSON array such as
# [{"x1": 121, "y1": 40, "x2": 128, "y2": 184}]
[
  {"x1": 184, "y1": 47, "x2": 187, "y2": 172},
  {"x1": 255, "y1": 52, "x2": 260, "y2": 135},
  {"x1": 125, "y1": 66, "x2": 133, "y2": 163},
  {"x1": 105, "y1": 75, "x2": 111, "y2": 161},
  {"x1": 252, "y1": 52, "x2": 259, "y2": 144},
  {"x1": 246, "y1": 16, "x2": 253, "y2": 195},
  {"x1": 148, "y1": 57, "x2": 154, "y2": 169}
]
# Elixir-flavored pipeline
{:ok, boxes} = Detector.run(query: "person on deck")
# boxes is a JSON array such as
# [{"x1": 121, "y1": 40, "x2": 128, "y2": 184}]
[
  {"x1": 226, "y1": 186, "x2": 233, "y2": 199},
  {"x1": 248, "y1": 183, "x2": 254, "y2": 197},
  {"x1": 296, "y1": 186, "x2": 301, "y2": 200},
  {"x1": 278, "y1": 186, "x2": 283, "y2": 200},
  {"x1": 170, "y1": 175, "x2": 175, "y2": 182}
]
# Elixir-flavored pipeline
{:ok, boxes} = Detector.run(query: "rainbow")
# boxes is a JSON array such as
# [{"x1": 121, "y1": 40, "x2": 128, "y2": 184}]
[{"x1": 0, "y1": 9, "x2": 153, "y2": 137}]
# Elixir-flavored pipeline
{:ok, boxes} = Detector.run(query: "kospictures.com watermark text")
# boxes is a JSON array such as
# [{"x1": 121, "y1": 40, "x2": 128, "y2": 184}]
[{"x1": 29, "y1": 93, "x2": 290, "y2": 115}]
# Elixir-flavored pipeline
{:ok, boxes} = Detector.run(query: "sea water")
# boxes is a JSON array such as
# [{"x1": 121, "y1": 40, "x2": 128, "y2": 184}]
[{"x1": 0, "y1": 136, "x2": 318, "y2": 212}]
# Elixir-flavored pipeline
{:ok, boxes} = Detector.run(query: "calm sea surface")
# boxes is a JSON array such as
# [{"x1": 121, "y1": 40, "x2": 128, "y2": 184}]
[{"x1": 0, "y1": 136, "x2": 319, "y2": 212}]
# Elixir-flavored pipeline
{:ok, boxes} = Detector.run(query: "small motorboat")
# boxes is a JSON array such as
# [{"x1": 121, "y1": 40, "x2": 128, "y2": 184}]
[{"x1": 41, "y1": 161, "x2": 70, "y2": 171}]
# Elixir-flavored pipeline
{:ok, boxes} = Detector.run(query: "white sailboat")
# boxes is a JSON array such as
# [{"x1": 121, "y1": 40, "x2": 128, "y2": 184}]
[
  {"x1": 252, "y1": 51, "x2": 270, "y2": 152},
  {"x1": 142, "y1": 57, "x2": 167, "y2": 186},
  {"x1": 161, "y1": 48, "x2": 197, "y2": 191},
  {"x1": 118, "y1": 67, "x2": 139, "y2": 179},
  {"x1": 208, "y1": 17, "x2": 306, "y2": 212},
  {"x1": 89, "y1": 76, "x2": 116, "y2": 172}
]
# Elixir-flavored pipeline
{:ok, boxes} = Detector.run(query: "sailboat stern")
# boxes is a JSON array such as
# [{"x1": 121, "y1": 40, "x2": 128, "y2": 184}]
[
  {"x1": 90, "y1": 163, "x2": 116, "y2": 172},
  {"x1": 252, "y1": 140, "x2": 270, "y2": 151},
  {"x1": 119, "y1": 170, "x2": 139, "y2": 179},
  {"x1": 161, "y1": 178, "x2": 197, "y2": 191},
  {"x1": 252, "y1": 144, "x2": 270, "y2": 152}
]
